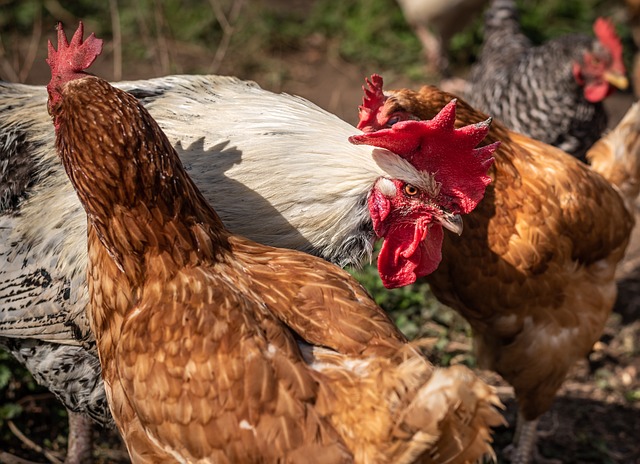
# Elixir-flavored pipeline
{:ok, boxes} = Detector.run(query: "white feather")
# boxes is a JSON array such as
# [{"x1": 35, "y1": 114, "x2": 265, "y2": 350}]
[{"x1": 0, "y1": 75, "x2": 427, "y2": 425}]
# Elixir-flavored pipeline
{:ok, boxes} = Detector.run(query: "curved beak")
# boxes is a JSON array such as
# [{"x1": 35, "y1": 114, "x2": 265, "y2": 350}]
[
  {"x1": 436, "y1": 211, "x2": 463, "y2": 236},
  {"x1": 604, "y1": 70, "x2": 629, "y2": 90}
]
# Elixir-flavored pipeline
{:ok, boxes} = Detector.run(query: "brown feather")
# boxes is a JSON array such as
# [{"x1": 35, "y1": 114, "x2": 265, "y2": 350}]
[
  {"x1": 51, "y1": 74, "x2": 503, "y2": 462},
  {"x1": 377, "y1": 84, "x2": 634, "y2": 421}
]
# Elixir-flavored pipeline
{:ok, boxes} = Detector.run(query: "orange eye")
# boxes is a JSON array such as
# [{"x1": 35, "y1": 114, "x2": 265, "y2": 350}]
[{"x1": 404, "y1": 184, "x2": 419, "y2": 196}]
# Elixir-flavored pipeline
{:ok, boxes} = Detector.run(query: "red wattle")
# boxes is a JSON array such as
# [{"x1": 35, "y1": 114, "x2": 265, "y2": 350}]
[
  {"x1": 584, "y1": 81, "x2": 611, "y2": 103},
  {"x1": 377, "y1": 224, "x2": 444, "y2": 289}
]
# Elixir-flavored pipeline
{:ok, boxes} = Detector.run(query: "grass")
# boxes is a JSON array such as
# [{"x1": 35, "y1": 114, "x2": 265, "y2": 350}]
[
  {"x1": 1, "y1": 0, "x2": 631, "y2": 84},
  {"x1": 349, "y1": 260, "x2": 476, "y2": 367}
]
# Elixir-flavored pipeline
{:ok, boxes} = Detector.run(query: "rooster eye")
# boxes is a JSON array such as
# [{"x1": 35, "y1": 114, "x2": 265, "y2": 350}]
[
  {"x1": 403, "y1": 184, "x2": 419, "y2": 196},
  {"x1": 386, "y1": 117, "x2": 399, "y2": 127}
]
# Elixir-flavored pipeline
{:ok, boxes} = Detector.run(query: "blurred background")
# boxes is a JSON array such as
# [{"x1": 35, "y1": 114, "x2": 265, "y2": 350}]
[
  {"x1": 0, "y1": 0, "x2": 638, "y2": 463},
  {"x1": 0, "y1": 0, "x2": 637, "y2": 123}
]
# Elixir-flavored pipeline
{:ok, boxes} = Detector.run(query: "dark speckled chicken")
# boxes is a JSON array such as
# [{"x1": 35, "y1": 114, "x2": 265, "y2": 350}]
[{"x1": 466, "y1": 0, "x2": 628, "y2": 161}]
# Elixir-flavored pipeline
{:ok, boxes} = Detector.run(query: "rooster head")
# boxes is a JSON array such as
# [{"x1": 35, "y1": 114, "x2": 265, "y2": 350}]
[
  {"x1": 46, "y1": 22, "x2": 103, "y2": 120},
  {"x1": 350, "y1": 94, "x2": 497, "y2": 288},
  {"x1": 573, "y1": 17, "x2": 627, "y2": 103}
]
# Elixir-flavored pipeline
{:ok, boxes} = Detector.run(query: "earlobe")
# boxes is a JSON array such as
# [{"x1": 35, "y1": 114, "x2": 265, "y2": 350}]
[{"x1": 367, "y1": 189, "x2": 391, "y2": 231}]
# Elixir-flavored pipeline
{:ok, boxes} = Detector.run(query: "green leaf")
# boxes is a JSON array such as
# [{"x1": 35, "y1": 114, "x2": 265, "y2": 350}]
[
  {"x1": 0, "y1": 365, "x2": 11, "y2": 390},
  {"x1": 0, "y1": 403, "x2": 23, "y2": 421}
]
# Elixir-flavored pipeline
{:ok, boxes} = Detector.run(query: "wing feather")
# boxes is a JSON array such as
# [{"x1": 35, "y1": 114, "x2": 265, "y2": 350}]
[{"x1": 115, "y1": 266, "x2": 351, "y2": 462}]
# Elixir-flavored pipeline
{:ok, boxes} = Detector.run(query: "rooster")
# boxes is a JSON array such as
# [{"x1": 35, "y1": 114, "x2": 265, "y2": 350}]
[
  {"x1": 465, "y1": 0, "x2": 628, "y2": 161},
  {"x1": 45, "y1": 22, "x2": 503, "y2": 463},
  {"x1": 357, "y1": 74, "x2": 638, "y2": 463},
  {"x1": 1, "y1": 28, "x2": 500, "y2": 464}
]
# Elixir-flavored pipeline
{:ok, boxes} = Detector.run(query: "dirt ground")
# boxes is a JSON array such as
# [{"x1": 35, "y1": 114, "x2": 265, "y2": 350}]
[{"x1": 1, "y1": 13, "x2": 640, "y2": 464}]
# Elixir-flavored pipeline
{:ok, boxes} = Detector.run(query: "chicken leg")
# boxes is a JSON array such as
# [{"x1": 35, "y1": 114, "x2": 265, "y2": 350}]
[
  {"x1": 509, "y1": 414, "x2": 562, "y2": 464},
  {"x1": 509, "y1": 415, "x2": 538, "y2": 464},
  {"x1": 64, "y1": 411, "x2": 93, "y2": 464}
]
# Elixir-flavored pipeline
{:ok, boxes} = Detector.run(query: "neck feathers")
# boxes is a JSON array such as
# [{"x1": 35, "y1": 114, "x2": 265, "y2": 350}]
[
  {"x1": 485, "y1": 0, "x2": 521, "y2": 33},
  {"x1": 53, "y1": 76, "x2": 229, "y2": 275}
]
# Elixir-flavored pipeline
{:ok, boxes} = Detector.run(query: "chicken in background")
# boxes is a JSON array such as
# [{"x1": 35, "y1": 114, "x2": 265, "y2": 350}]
[
  {"x1": 46, "y1": 22, "x2": 503, "y2": 463},
  {"x1": 624, "y1": 0, "x2": 640, "y2": 98},
  {"x1": 465, "y1": 0, "x2": 628, "y2": 161},
  {"x1": 395, "y1": 0, "x2": 488, "y2": 81},
  {"x1": 1, "y1": 26, "x2": 501, "y2": 464},
  {"x1": 357, "y1": 74, "x2": 639, "y2": 464},
  {"x1": 588, "y1": 102, "x2": 640, "y2": 277}
]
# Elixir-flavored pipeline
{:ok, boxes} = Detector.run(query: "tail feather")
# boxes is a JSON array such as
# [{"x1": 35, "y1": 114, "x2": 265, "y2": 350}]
[
  {"x1": 403, "y1": 365, "x2": 505, "y2": 464},
  {"x1": 302, "y1": 343, "x2": 503, "y2": 463},
  {"x1": 484, "y1": 0, "x2": 521, "y2": 32}
]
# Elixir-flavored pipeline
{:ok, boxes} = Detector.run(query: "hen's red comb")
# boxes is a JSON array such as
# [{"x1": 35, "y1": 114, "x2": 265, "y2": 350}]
[
  {"x1": 349, "y1": 100, "x2": 497, "y2": 214},
  {"x1": 47, "y1": 22, "x2": 103, "y2": 83},
  {"x1": 357, "y1": 74, "x2": 386, "y2": 131},
  {"x1": 593, "y1": 18, "x2": 624, "y2": 71}
]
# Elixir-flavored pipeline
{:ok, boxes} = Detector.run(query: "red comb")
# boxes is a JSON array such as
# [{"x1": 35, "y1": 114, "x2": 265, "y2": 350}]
[
  {"x1": 357, "y1": 74, "x2": 387, "y2": 131},
  {"x1": 46, "y1": 22, "x2": 103, "y2": 118},
  {"x1": 593, "y1": 18, "x2": 624, "y2": 71},
  {"x1": 47, "y1": 22, "x2": 103, "y2": 82},
  {"x1": 349, "y1": 100, "x2": 497, "y2": 214}
]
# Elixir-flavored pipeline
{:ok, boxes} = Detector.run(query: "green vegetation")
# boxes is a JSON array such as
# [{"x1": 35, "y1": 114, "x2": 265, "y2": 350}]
[
  {"x1": 306, "y1": 0, "x2": 425, "y2": 79},
  {"x1": 0, "y1": 350, "x2": 40, "y2": 443},
  {"x1": 0, "y1": 0, "x2": 632, "y2": 83}
]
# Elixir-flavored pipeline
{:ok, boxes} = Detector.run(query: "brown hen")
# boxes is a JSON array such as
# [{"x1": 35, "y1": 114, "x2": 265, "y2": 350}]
[
  {"x1": 46, "y1": 24, "x2": 504, "y2": 463},
  {"x1": 357, "y1": 75, "x2": 637, "y2": 464}
]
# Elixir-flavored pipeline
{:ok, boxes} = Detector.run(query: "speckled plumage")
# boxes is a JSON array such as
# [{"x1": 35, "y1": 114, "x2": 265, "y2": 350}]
[
  {"x1": 466, "y1": 0, "x2": 624, "y2": 161},
  {"x1": 5, "y1": 338, "x2": 107, "y2": 424}
]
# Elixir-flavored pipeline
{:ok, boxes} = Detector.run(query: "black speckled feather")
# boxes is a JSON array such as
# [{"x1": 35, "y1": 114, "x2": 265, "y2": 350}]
[{"x1": 466, "y1": 0, "x2": 613, "y2": 161}]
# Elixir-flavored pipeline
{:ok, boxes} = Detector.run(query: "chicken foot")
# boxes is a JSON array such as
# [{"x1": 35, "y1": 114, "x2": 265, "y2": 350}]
[
  {"x1": 506, "y1": 414, "x2": 562, "y2": 464},
  {"x1": 508, "y1": 415, "x2": 538, "y2": 464}
]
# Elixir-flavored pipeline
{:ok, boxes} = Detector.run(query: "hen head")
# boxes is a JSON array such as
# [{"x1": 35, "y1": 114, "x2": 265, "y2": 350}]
[
  {"x1": 351, "y1": 81, "x2": 498, "y2": 288},
  {"x1": 572, "y1": 17, "x2": 628, "y2": 103},
  {"x1": 46, "y1": 22, "x2": 103, "y2": 121},
  {"x1": 357, "y1": 74, "x2": 419, "y2": 133}
]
